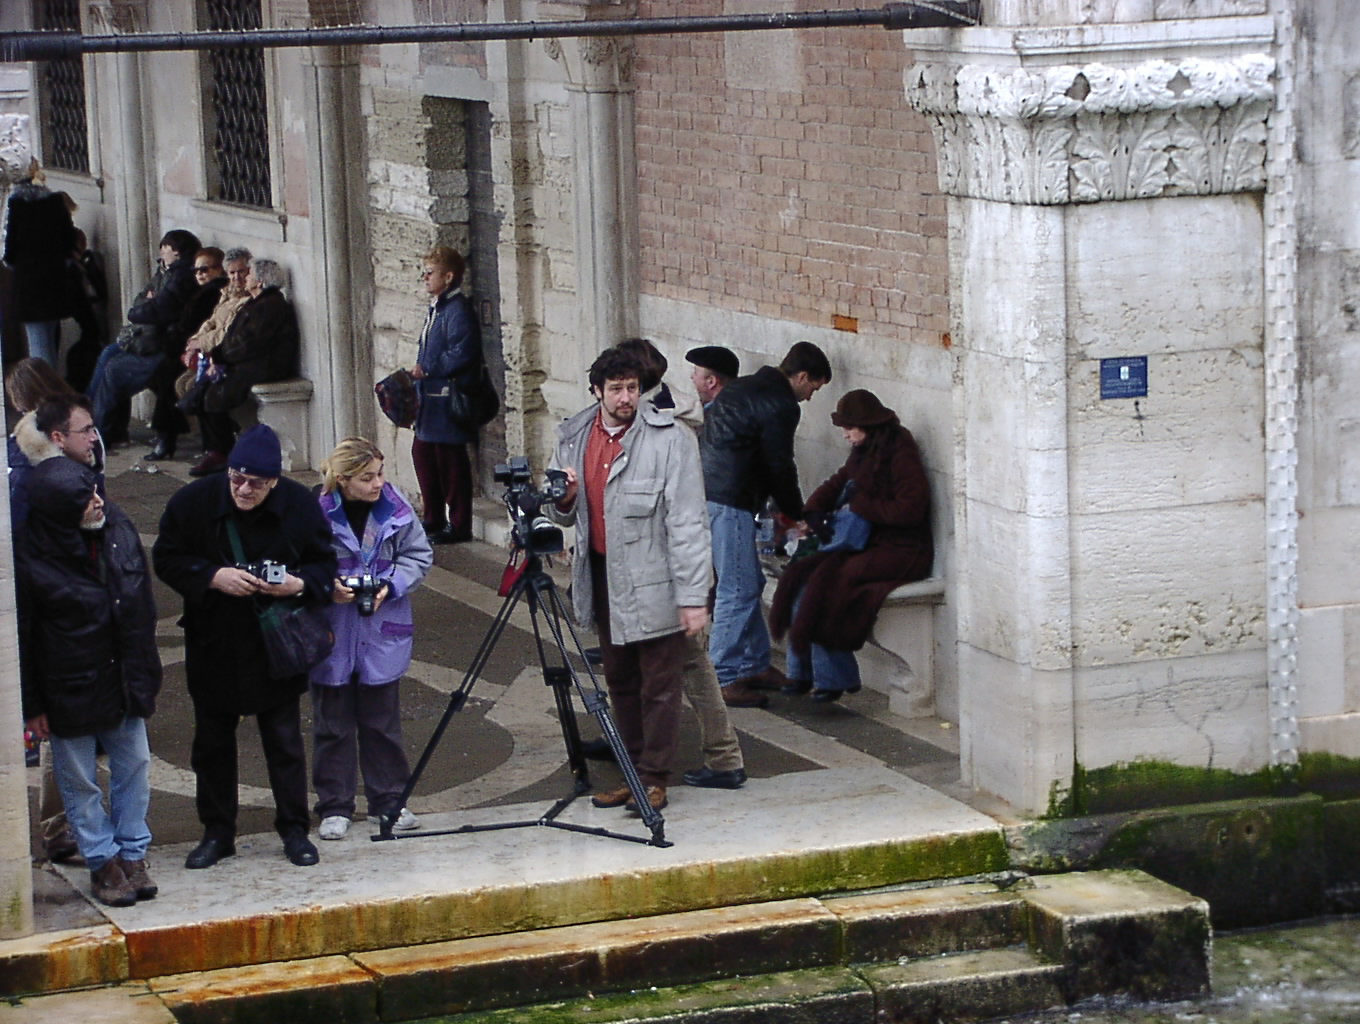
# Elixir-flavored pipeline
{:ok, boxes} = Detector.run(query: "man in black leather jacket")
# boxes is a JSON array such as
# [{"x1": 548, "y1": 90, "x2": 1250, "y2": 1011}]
[{"x1": 699, "y1": 341, "x2": 831, "y2": 708}]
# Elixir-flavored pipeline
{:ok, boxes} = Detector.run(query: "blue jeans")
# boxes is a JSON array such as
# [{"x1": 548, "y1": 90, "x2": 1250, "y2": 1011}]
[
  {"x1": 50, "y1": 716, "x2": 152, "y2": 872},
  {"x1": 89, "y1": 344, "x2": 160, "y2": 434},
  {"x1": 23, "y1": 320, "x2": 60, "y2": 366},
  {"x1": 784, "y1": 595, "x2": 861, "y2": 691},
  {"x1": 707, "y1": 501, "x2": 770, "y2": 686}
]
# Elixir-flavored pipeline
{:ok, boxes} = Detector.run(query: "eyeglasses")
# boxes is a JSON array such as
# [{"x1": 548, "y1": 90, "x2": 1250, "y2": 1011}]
[
  {"x1": 194, "y1": 264, "x2": 221, "y2": 275},
  {"x1": 60, "y1": 423, "x2": 99, "y2": 436},
  {"x1": 227, "y1": 470, "x2": 273, "y2": 492}
]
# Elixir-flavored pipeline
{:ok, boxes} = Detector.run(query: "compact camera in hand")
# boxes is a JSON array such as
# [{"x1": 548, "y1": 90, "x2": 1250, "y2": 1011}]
[
  {"x1": 342, "y1": 572, "x2": 382, "y2": 616},
  {"x1": 237, "y1": 560, "x2": 288, "y2": 585}
]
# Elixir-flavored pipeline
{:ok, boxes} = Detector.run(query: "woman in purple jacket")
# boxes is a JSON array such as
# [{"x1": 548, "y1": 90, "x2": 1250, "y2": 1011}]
[{"x1": 310, "y1": 437, "x2": 434, "y2": 840}]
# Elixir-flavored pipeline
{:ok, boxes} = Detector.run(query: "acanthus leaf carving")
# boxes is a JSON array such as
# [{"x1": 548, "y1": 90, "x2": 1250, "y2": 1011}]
[{"x1": 910, "y1": 54, "x2": 1274, "y2": 205}]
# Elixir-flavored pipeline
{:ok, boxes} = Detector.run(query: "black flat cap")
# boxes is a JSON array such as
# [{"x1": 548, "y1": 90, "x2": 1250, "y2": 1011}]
[{"x1": 685, "y1": 345, "x2": 740, "y2": 379}]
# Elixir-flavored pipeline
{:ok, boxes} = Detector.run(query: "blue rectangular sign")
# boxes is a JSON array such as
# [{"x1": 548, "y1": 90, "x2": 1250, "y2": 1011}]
[{"x1": 1100, "y1": 356, "x2": 1148, "y2": 400}]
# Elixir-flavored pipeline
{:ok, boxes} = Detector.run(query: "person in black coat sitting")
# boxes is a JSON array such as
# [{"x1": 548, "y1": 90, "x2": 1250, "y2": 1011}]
[{"x1": 88, "y1": 228, "x2": 201, "y2": 444}]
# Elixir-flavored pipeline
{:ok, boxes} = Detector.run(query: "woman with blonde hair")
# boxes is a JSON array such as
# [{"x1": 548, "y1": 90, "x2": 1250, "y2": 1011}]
[{"x1": 309, "y1": 437, "x2": 433, "y2": 839}]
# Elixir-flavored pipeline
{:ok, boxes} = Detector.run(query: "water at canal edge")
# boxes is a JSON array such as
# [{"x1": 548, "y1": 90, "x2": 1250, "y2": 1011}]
[{"x1": 1004, "y1": 915, "x2": 1359, "y2": 1023}]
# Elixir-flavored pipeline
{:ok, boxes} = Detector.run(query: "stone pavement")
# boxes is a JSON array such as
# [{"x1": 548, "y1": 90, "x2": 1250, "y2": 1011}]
[{"x1": 23, "y1": 432, "x2": 980, "y2": 943}]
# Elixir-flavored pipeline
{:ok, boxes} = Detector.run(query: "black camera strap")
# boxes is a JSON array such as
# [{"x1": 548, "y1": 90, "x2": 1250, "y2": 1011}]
[{"x1": 224, "y1": 517, "x2": 248, "y2": 566}]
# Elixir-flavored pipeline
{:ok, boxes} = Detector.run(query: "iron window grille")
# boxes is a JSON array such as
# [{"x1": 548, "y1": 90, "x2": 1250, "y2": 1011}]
[
  {"x1": 202, "y1": 0, "x2": 272, "y2": 208},
  {"x1": 38, "y1": 0, "x2": 89, "y2": 174}
]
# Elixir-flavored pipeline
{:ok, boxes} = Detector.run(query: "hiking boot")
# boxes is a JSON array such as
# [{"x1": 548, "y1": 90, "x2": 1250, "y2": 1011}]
[
  {"x1": 625, "y1": 786, "x2": 669, "y2": 814},
  {"x1": 90, "y1": 859, "x2": 137, "y2": 908},
  {"x1": 721, "y1": 681, "x2": 769, "y2": 708},
  {"x1": 117, "y1": 856, "x2": 158, "y2": 900},
  {"x1": 590, "y1": 785, "x2": 633, "y2": 808}
]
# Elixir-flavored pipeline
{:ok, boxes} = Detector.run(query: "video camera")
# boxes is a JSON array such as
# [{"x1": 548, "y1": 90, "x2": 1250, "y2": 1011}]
[
  {"x1": 237, "y1": 559, "x2": 288, "y2": 585},
  {"x1": 494, "y1": 455, "x2": 569, "y2": 556},
  {"x1": 342, "y1": 572, "x2": 382, "y2": 616}
]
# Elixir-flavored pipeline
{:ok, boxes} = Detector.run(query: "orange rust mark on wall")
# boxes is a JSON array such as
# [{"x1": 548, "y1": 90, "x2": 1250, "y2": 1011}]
[{"x1": 941, "y1": 332, "x2": 952, "y2": 349}]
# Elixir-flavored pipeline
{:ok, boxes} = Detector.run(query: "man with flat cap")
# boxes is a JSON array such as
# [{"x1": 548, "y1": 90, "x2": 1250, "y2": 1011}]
[
  {"x1": 154, "y1": 424, "x2": 336, "y2": 870},
  {"x1": 685, "y1": 345, "x2": 739, "y2": 407},
  {"x1": 18, "y1": 457, "x2": 161, "y2": 907}
]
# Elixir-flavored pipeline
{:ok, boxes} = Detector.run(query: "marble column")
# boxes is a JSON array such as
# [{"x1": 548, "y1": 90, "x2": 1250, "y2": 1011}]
[
  {"x1": 89, "y1": 0, "x2": 154, "y2": 311},
  {"x1": 541, "y1": 12, "x2": 641, "y2": 419},
  {"x1": 907, "y1": 17, "x2": 1279, "y2": 813},
  {"x1": 0, "y1": 114, "x2": 33, "y2": 938}
]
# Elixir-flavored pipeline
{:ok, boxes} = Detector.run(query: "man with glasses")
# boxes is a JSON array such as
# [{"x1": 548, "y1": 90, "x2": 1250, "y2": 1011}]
[{"x1": 154, "y1": 425, "x2": 336, "y2": 870}]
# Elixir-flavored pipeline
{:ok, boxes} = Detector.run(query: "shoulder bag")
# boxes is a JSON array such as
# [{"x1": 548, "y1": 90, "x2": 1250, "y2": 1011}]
[
  {"x1": 448, "y1": 361, "x2": 500, "y2": 429},
  {"x1": 226, "y1": 519, "x2": 334, "y2": 680}
]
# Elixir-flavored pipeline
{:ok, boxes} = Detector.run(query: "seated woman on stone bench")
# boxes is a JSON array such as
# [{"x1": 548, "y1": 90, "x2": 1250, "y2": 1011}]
[
  {"x1": 769, "y1": 389, "x2": 933, "y2": 703},
  {"x1": 186, "y1": 258, "x2": 299, "y2": 477}
]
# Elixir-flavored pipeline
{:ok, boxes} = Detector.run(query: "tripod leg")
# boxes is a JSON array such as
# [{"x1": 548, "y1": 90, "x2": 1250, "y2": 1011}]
[
  {"x1": 372, "y1": 574, "x2": 528, "y2": 841},
  {"x1": 538, "y1": 577, "x2": 668, "y2": 846}
]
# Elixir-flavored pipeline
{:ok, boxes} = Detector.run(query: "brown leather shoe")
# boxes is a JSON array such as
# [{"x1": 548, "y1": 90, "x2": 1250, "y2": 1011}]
[
  {"x1": 90, "y1": 859, "x2": 137, "y2": 908},
  {"x1": 117, "y1": 856, "x2": 158, "y2": 900},
  {"x1": 741, "y1": 666, "x2": 789, "y2": 691},
  {"x1": 626, "y1": 786, "x2": 668, "y2": 814},
  {"x1": 722, "y1": 681, "x2": 769, "y2": 708},
  {"x1": 590, "y1": 785, "x2": 633, "y2": 808}
]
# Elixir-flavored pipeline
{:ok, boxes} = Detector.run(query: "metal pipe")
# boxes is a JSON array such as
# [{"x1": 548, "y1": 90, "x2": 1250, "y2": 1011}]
[{"x1": 0, "y1": 3, "x2": 979, "y2": 62}]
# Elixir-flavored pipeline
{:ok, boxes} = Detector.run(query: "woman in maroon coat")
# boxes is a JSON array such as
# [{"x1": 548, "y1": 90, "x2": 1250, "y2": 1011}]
[{"x1": 769, "y1": 389, "x2": 933, "y2": 702}]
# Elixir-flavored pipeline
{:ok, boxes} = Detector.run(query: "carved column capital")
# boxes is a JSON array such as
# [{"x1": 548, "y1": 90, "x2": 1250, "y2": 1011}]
[
  {"x1": 908, "y1": 54, "x2": 1274, "y2": 204},
  {"x1": 87, "y1": 0, "x2": 150, "y2": 34}
]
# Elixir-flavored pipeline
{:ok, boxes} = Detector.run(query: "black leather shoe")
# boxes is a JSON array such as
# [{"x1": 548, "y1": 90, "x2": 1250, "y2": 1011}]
[
  {"x1": 185, "y1": 836, "x2": 235, "y2": 869},
  {"x1": 810, "y1": 688, "x2": 844, "y2": 703},
  {"x1": 682, "y1": 766, "x2": 747, "y2": 789},
  {"x1": 780, "y1": 678, "x2": 813, "y2": 695},
  {"x1": 283, "y1": 832, "x2": 319, "y2": 866},
  {"x1": 580, "y1": 737, "x2": 616, "y2": 762}
]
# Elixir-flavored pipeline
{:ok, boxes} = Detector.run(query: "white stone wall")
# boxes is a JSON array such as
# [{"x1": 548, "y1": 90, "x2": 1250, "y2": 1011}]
[{"x1": 1295, "y1": 0, "x2": 1360, "y2": 757}]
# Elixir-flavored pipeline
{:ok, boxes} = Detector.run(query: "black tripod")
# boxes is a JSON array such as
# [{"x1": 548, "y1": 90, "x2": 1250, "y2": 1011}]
[{"x1": 372, "y1": 549, "x2": 671, "y2": 848}]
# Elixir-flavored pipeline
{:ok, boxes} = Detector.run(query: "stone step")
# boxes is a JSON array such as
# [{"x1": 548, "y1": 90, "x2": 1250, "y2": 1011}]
[{"x1": 0, "y1": 869, "x2": 1210, "y2": 1024}]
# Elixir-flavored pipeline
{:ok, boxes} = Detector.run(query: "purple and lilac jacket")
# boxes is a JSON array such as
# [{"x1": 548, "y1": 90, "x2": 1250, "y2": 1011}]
[{"x1": 310, "y1": 482, "x2": 434, "y2": 687}]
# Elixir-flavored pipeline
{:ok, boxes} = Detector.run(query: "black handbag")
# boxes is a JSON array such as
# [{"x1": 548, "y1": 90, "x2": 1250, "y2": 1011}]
[
  {"x1": 256, "y1": 599, "x2": 335, "y2": 680},
  {"x1": 226, "y1": 520, "x2": 333, "y2": 680},
  {"x1": 448, "y1": 362, "x2": 500, "y2": 428}
]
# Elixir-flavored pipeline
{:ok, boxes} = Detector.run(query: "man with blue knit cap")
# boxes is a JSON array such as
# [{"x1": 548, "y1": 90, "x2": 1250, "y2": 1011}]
[{"x1": 154, "y1": 424, "x2": 336, "y2": 869}]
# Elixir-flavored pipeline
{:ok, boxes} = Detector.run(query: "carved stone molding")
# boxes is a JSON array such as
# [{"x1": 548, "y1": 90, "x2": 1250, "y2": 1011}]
[
  {"x1": 908, "y1": 54, "x2": 1274, "y2": 204},
  {"x1": 87, "y1": 0, "x2": 150, "y2": 34},
  {"x1": 545, "y1": 35, "x2": 636, "y2": 90}
]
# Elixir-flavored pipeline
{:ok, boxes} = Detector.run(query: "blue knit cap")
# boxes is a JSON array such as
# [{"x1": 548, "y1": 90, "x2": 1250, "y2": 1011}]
[{"x1": 228, "y1": 424, "x2": 282, "y2": 478}]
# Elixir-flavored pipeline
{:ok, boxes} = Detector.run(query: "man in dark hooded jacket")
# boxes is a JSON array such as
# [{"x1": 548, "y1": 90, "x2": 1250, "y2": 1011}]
[{"x1": 18, "y1": 458, "x2": 162, "y2": 908}]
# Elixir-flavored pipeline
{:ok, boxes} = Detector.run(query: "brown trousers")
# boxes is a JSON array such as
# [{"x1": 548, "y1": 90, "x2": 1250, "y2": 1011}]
[{"x1": 589, "y1": 553, "x2": 686, "y2": 787}]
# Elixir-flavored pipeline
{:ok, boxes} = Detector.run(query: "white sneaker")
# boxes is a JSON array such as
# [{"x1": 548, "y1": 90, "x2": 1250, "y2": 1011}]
[
  {"x1": 394, "y1": 807, "x2": 419, "y2": 831},
  {"x1": 319, "y1": 815, "x2": 351, "y2": 840}
]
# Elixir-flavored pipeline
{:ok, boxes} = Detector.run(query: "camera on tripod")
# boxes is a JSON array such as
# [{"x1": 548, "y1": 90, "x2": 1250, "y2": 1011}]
[
  {"x1": 237, "y1": 559, "x2": 288, "y2": 585},
  {"x1": 342, "y1": 572, "x2": 382, "y2": 616},
  {"x1": 495, "y1": 455, "x2": 569, "y2": 556}
]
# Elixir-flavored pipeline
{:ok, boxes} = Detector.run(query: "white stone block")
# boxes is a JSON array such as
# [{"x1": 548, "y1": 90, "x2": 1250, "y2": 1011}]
[
  {"x1": 1297, "y1": 605, "x2": 1347, "y2": 718},
  {"x1": 1073, "y1": 650, "x2": 1269, "y2": 770},
  {"x1": 1068, "y1": 196, "x2": 1263, "y2": 356},
  {"x1": 1300, "y1": 713, "x2": 1360, "y2": 758}
]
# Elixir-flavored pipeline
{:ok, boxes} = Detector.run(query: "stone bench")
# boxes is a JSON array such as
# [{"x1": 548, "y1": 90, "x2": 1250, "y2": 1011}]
[
  {"x1": 865, "y1": 576, "x2": 945, "y2": 718},
  {"x1": 762, "y1": 555, "x2": 945, "y2": 718},
  {"x1": 246, "y1": 378, "x2": 313, "y2": 471},
  {"x1": 130, "y1": 376, "x2": 314, "y2": 470}
]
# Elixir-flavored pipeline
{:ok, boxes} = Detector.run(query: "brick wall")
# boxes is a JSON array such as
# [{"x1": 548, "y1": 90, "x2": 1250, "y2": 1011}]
[{"x1": 633, "y1": 0, "x2": 948, "y2": 346}]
